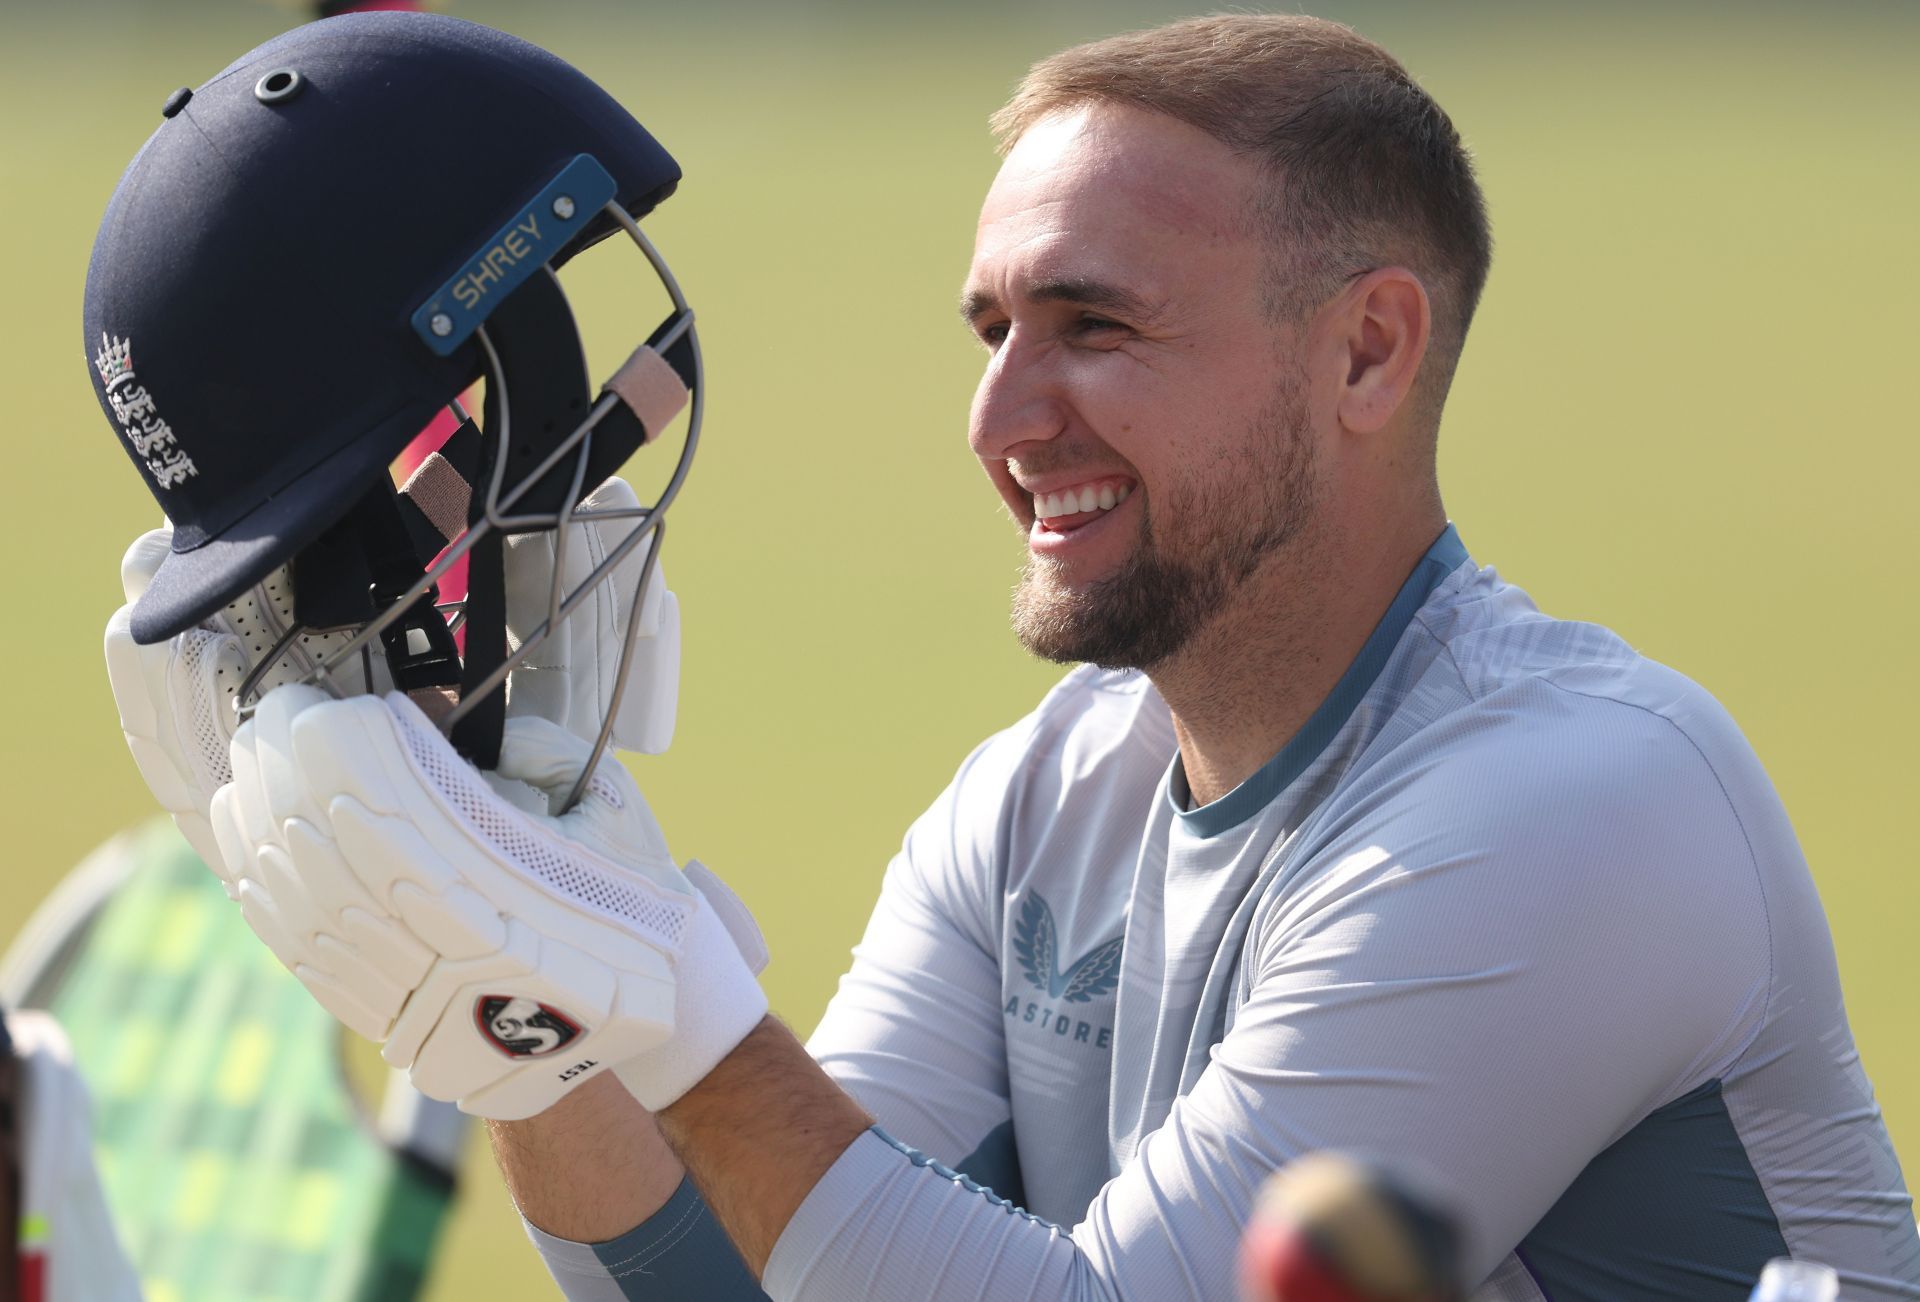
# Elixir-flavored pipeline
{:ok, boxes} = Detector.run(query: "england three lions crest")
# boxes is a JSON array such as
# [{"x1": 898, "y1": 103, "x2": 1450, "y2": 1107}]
[{"x1": 95, "y1": 333, "x2": 197, "y2": 490}]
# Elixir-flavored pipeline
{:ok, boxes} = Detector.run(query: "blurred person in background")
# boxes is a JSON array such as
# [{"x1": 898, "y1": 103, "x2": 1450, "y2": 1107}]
[{"x1": 0, "y1": 1006, "x2": 140, "y2": 1301}]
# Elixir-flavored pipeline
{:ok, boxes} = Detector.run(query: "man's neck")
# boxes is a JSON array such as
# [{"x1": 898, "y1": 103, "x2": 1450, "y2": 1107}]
[{"x1": 1152, "y1": 505, "x2": 1446, "y2": 810}]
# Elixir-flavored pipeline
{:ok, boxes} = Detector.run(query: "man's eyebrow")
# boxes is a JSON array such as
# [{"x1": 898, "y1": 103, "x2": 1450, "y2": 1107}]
[
  {"x1": 959, "y1": 277, "x2": 1164, "y2": 326},
  {"x1": 959, "y1": 289, "x2": 998, "y2": 325}
]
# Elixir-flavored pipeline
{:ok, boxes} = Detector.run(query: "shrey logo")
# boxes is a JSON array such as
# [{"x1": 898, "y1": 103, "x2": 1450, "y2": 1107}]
[
  {"x1": 94, "y1": 333, "x2": 198, "y2": 489},
  {"x1": 474, "y1": 995, "x2": 583, "y2": 1058},
  {"x1": 1014, "y1": 892, "x2": 1123, "y2": 1003}
]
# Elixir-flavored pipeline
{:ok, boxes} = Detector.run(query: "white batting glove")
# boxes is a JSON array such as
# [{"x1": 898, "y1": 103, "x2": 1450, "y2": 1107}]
[
  {"x1": 103, "y1": 477, "x2": 680, "y2": 876},
  {"x1": 208, "y1": 684, "x2": 768, "y2": 1118},
  {"x1": 103, "y1": 528, "x2": 394, "y2": 879},
  {"x1": 505, "y1": 476, "x2": 680, "y2": 754}
]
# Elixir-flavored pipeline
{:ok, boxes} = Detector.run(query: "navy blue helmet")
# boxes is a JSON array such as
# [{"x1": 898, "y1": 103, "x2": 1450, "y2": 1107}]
[{"x1": 85, "y1": 11, "x2": 703, "y2": 771}]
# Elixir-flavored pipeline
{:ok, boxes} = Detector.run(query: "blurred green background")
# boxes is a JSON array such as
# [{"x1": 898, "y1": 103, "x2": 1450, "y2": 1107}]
[{"x1": 2, "y1": 0, "x2": 1915, "y2": 1296}]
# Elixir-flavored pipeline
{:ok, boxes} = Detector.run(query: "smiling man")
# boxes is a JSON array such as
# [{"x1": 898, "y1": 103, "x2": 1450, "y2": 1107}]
[
  {"x1": 486, "y1": 16, "x2": 1920, "y2": 1301},
  {"x1": 107, "y1": 12, "x2": 1920, "y2": 1302}
]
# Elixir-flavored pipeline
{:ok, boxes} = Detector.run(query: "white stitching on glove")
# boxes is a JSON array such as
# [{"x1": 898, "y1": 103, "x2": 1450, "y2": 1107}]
[{"x1": 208, "y1": 684, "x2": 767, "y2": 1118}]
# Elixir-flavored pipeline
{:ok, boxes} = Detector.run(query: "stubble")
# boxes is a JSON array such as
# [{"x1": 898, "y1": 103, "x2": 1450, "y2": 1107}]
[{"x1": 1010, "y1": 374, "x2": 1317, "y2": 671}]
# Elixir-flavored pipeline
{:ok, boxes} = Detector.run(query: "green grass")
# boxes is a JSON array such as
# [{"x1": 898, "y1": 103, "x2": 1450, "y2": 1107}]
[{"x1": 2, "y1": 4, "x2": 1915, "y2": 1296}]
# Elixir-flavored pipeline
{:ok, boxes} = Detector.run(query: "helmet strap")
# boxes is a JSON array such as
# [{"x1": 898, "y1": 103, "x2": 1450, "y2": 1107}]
[
  {"x1": 293, "y1": 482, "x2": 462, "y2": 693},
  {"x1": 448, "y1": 268, "x2": 595, "y2": 769},
  {"x1": 452, "y1": 525, "x2": 508, "y2": 768}
]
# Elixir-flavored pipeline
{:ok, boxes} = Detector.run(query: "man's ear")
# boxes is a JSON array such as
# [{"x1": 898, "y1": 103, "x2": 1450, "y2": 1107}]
[{"x1": 1329, "y1": 267, "x2": 1431, "y2": 436}]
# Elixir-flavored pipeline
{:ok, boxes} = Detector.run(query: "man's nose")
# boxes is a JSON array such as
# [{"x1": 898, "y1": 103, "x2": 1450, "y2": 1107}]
[{"x1": 968, "y1": 341, "x2": 1067, "y2": 461}]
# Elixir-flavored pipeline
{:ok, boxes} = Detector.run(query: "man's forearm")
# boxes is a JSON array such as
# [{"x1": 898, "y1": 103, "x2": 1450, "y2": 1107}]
[
  {"x1": 494, "y1": 1015, "x2": 871, "y2": 1279},
  {"x1": 657, "y1": 1015, "x2": 874, "y2": 1276},
  {"x1": 490, "y1": 1072, "x2": 687, "y2": 1243}
]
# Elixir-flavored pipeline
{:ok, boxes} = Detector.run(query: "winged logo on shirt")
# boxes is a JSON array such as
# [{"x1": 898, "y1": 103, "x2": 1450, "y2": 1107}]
[{"x1": 1013, "y1": 892, "x2": 1124, "y2": 1003}]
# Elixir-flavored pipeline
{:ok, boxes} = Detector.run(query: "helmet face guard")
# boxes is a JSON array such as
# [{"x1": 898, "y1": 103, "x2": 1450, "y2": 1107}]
[
  {"x1": 84, "y1": 12, "x2": 703, "y2": 803},
  {"x1": 245, "y1": 166, "x2": 703, "y2": 801}
]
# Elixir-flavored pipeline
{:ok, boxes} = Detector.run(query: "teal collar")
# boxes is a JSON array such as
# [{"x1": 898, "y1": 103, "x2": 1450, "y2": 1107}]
[{"x1": 1173, "y1": 524, "x2": 1470, "y2": 838}]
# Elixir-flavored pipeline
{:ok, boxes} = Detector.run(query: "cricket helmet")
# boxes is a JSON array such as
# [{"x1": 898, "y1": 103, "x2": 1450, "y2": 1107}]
[{"x1": 84, "y1": 11, "x2": 702, "y2": 772}]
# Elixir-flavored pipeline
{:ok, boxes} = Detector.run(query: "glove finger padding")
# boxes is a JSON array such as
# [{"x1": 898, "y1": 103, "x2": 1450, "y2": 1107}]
[
  {"x1": 504, "y1": 476, "x2": 679, "y2": 755},
  {"x1": 106, "y1": 530, "x2": 246, "y2": 874},
  {"x1": 213, "y1": 686, "x2": 765, "y2": 1119},
  {"x1": 106, "y1": 526, "x2": 396, "y2": 883},
  {"x1": 214, "y1": 685, "x2": 394, "y2": 1039},
  {"x1": 119, "y1": 527, "x2": 172, "y2": 603},
  {"x1": 492, "y1": 715, "x2": 675, "y2": 868}
]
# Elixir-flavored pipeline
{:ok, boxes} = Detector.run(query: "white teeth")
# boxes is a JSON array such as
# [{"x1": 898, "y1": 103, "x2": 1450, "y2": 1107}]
[{"x1": 1032, "y1": 482, "x2": 1132, "y2": 520}]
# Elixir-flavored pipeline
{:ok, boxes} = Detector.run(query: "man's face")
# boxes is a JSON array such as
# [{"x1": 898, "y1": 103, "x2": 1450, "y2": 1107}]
[{"x1": 964, "y1": 104, "x2": 1318, "y2": 670}]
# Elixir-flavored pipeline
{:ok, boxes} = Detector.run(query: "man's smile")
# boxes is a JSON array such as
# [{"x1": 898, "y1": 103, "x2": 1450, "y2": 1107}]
[
  {"x1": 1003, "y1": 470, "x2": 1142, "y2": 556},
  {"x1": 1027, "y1": 475, "x2": 1135, "y2": 531}
]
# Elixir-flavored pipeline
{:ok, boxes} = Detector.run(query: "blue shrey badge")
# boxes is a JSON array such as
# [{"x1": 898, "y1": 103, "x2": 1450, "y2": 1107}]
[{"x1": 411, "y1": 154, "x2": 618, "y2": 356}]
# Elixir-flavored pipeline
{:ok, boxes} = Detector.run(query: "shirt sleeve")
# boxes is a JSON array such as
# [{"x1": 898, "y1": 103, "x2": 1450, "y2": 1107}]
[
  {"x1": 523, "y1": 726, "x2": 1031, "y2": 1300},
  {"x1": 523, "y1": 1174, "x2": 767, "y2": 1301},
  {"x1": 763, "y1": 685, "x2": 1773, "y2": 1300},
  {"x1": 804, "y1": 727, "x2": 1024, "y2": 1173}
]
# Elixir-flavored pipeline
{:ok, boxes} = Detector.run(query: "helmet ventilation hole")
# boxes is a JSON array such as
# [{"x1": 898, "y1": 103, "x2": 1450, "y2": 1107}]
[{"x1": 255, "y1": 68, "x2": 305, "y2": 105}]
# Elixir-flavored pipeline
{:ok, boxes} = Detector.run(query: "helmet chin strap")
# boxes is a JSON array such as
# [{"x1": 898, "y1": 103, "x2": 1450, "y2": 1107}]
[
  {"x1": 292, "y1": 482, "x2": 464, "y2": 694},
  {"x1": 449, "y1": 268, "x2": 589, "y2": 767}
]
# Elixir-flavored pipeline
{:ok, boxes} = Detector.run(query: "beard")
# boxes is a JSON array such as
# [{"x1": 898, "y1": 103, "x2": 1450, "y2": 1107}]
[{"x1": 1010, "y1": 375, "x2": 1316, "y2": 671}]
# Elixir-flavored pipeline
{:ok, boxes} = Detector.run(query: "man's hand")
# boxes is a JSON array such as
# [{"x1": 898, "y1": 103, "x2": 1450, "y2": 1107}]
[
  {"x1": 208, "y1": 684, "x2": 768, "y2": 1118},
  {"x1": 103, "y1": 476, "x2": 679, "y2": 874},
  {"x1": 103, "y1": 527, "x2": 395, "y2": 876},
  {"x1": 505, "y1": 475, "x2": 680, "y2": 755}
]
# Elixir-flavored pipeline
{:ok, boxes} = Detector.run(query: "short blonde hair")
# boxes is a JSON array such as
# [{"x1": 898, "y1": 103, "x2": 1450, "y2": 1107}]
[{"x1": 994, "y1": 15, "x2": 1491, "y2": 400}]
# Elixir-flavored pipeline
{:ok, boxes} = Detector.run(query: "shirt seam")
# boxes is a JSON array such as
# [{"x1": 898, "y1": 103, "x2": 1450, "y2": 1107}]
[
  {"x1": 1408, "y1": 566, "x2": 1478, "y2": 700},
  {"x1": 591, "y1": 1193, "x2": 706, "y2": 1274}
]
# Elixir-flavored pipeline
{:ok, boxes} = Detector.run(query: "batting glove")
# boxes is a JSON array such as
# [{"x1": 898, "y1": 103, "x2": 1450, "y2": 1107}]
[
  {"x1": 503, "y1": 475, "x2": 680, "y2": 754},
  {"x1": 209, "y1": 684, "x2": 768, "y2": 1118},
  {"x1": 103, "y1": 476, "x2": 680, "y2": 877},
  {"x1": 103, "y1": 529, "x2": 395, "y2": 877}
]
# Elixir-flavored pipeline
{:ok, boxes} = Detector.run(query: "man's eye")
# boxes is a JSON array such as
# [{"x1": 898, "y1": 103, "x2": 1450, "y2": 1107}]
[
  {"x1": 1073, "y1": 316, "x2": 1125, "y2": 337},
  {"x1": 977, "y1": 323, "x2": 1009, "y2": 348}
]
